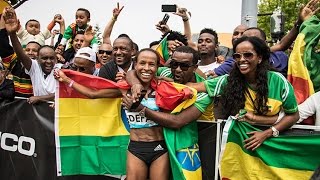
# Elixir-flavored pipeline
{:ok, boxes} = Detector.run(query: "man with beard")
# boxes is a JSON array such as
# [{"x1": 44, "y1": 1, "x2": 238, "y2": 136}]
[
  {"x1": 197, "y1": 28, "x2": 221, "y2": 77},
  {"x1": 98, "y1": 36, "x2": 134, "y2": 82},
  {"x1": 3, "y1": 7, "x2": 57, "y2": 104}
]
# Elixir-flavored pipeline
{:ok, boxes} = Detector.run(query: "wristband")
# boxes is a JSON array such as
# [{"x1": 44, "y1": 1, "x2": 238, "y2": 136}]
[
  {"x1": 182, "y1": 17, "x2": 189, "y2": 22},
  {"x1": 68, "y1": 80, "x2": 75, "y2": 88},
  {"x1": 112, "y1": 16, "x2": 117, "y2": 21}
]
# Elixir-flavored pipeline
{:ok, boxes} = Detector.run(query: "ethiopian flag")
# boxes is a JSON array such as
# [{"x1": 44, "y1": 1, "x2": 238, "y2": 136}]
[
  {"x1": 220, "y1": 118, "x2": 320, "y2": 180},
  {"x1": 288, "y1": 15, "x2": 320, "y2": 104},
  {"x1": 165, "y1": 127, "x2": 202, "y2": 180},
  {"x1": 156, "y1": 35, "x2": 170, "y2": 65},
  {"x1": 162, "y1": 81, "x2": 202, "y2": 180},
  {"x1": 55, "y1": 70, "x2": 198, "y2": 176}
]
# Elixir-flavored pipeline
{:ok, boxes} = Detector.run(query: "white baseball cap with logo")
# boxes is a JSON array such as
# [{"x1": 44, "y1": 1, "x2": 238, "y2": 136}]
[{"x1": 74, "y1": 47, "x2": 96, "y2": 63}]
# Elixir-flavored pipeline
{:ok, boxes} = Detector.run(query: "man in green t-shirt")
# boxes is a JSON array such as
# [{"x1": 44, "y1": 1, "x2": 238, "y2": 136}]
[{"x1": 156, "y1": 56, "x2": 213, "y2": 121}]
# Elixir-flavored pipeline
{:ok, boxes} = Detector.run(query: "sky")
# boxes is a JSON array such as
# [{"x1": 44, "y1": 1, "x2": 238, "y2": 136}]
[{"x1": 15, "y1": 0, "x2": 243, "y2": 48}]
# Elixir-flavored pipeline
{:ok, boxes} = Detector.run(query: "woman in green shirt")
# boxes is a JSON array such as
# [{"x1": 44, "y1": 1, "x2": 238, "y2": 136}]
[{"x1": 190, "y1": 36, "x2": 299, "y2": 150}]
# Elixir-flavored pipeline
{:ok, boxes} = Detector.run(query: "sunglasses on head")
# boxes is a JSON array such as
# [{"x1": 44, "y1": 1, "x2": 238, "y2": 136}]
[
  {"x1": 98, "y1": 50, "x2": 112, "y2": 55},
  {"x1": 70, "y1": 63, "x2": 86, "y2": 72},
  {"x1": 232, "y1": 52, "x2": 255, "y2": 61},
  {"x1": 169, "y1": 60, "x2": 193, "y2": 71}
]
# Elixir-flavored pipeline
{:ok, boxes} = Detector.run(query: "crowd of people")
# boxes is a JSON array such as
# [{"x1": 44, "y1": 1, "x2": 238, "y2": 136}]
[{"x1": 1, "y1": 0, "x2": 320, "y2": 179}]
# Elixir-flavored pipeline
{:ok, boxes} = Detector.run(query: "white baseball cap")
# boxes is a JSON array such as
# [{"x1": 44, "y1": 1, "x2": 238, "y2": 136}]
[{"x1": 75, "y1": 47, "x2": 96, "y2": 63}]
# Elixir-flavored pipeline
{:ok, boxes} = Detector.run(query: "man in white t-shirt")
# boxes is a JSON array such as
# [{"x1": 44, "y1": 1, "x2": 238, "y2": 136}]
[
  {"x1": 197, "y1": 28, "x2": 222, "y2": 78},
  {"x1": 25, "y1": 45, "x2": 57, "y2": 97}
]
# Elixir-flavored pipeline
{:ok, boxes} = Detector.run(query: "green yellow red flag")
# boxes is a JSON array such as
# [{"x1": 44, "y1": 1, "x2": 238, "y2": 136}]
[
  {"x1": 220, "y1": 119, "x2": 320, "y2": 180},
  {"x1": 55, "y1": 70, "x2": 198, "y2": 177}
]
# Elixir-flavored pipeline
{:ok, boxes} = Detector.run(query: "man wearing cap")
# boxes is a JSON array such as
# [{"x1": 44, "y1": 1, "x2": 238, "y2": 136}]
[{"x1": 71, "y1": 47, "x2": 98, "y2": 76}]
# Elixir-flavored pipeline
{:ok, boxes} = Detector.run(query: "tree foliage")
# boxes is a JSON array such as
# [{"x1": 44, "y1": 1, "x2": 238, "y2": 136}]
[
  {"x1": 93, "y1": 24, "x2": 102, "y2": 45},
  {"x1": 258, "y1": 0, "x2": 308, "y2": 41}
]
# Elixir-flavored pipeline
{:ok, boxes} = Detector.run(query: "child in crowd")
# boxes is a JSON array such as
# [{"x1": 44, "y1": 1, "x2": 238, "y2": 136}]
[
  {"x1": 17, "y1": 14, "x2": 62, "y2": 47},
  {"x1": 50, "y1": 14, "x2": 65, "y2": 49},
  {"x1": 3, "y1": 6, "x2": 57, "y2": 104},
  {"x1": 60, "y1": 8, "x2": 98, "y2": 52},
  {"x1": 0, "y1": 62, "x2": 14, "y2": 103}
]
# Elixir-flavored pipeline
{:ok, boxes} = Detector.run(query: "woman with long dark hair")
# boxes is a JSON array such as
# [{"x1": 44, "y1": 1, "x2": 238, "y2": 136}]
[{"x1": 190, "y1": 36, "x2": 299, "y2": 150}]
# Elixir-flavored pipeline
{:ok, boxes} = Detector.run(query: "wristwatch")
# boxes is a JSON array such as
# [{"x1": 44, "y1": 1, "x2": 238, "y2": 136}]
[
  {"x1": 271, "y1": 126, "x2": 279, "y2": 137},
  {"x1": 294, "y1": 21, "x2": 301, "y2": 29}
]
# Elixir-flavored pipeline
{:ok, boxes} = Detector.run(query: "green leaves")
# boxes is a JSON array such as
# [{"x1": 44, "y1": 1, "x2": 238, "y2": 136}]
[{"x1": 258, "y1": 0, "x2": 309, "y2": 41}]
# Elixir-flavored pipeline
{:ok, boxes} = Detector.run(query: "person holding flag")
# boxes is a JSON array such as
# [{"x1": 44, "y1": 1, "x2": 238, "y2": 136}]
[
  {"x1": 187, "y1": 35, "x2": 301, "y2": 179},
  {"x1": 55, "y1": 48, "x2": 196, "y2": 179},
  {"x1": 190, "y1": 35, "x2": 299, "y2": 150},
  {"x1": 155, "y1": 31, "x2": 188, "y2": 66},
  {"x1": 126, "y1": 46, "x2": 213, "y2": 180}
]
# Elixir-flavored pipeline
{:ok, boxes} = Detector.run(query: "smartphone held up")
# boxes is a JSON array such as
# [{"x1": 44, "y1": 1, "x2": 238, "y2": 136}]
[
  {"x1": 160, "y1": 13, "x2": 170, "y2": 25},
  {"x1": 161, "y1": 4, "x2": 177, "y2": 12}
]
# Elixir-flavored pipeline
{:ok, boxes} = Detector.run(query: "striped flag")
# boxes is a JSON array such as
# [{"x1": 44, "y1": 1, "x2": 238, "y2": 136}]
[
  {"x1": 55, "y1": 70, "x2": 197, "y2": 176},
  {"x1": 156, "y1": 34, "x2": 170, "y2": 65},
  {"x1": 55, "y1": 70, "x2": 130, "y2": 176},
  {"x1": 220, "y1": 119, "x2": 320, "y2": 180},
  {"x1": 288, "y1": 16, "x2": 320, "y2": 103}
]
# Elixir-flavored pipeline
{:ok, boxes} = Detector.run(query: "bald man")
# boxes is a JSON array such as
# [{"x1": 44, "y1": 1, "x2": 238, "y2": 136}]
[{"x1": 96, "y1": 43, "x2": 113, "y2": 69}]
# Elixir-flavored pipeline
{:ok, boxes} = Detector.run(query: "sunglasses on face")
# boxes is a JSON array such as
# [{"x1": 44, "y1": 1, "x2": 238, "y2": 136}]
[
  {"x1": 98, "y1": 50, "x2": 112, "y2": 55},
  {"x1": 232, "y1": 52, "x2": 255, "y2": 61},
  {"x1": 70, "y1": 63, "x2": 86, "y2": 72},
  {"x1": 170, "y1": 60, "x2": 193, "y2": 71}
]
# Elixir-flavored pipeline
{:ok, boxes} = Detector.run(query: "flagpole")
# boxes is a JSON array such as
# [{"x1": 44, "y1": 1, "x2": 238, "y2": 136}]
[
  {"x1": 14, "y1": 96, "x2": 54, "y2": 104},
  {"x1": 155, "y1": 32, "x2": 170, "y2": 50}
]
